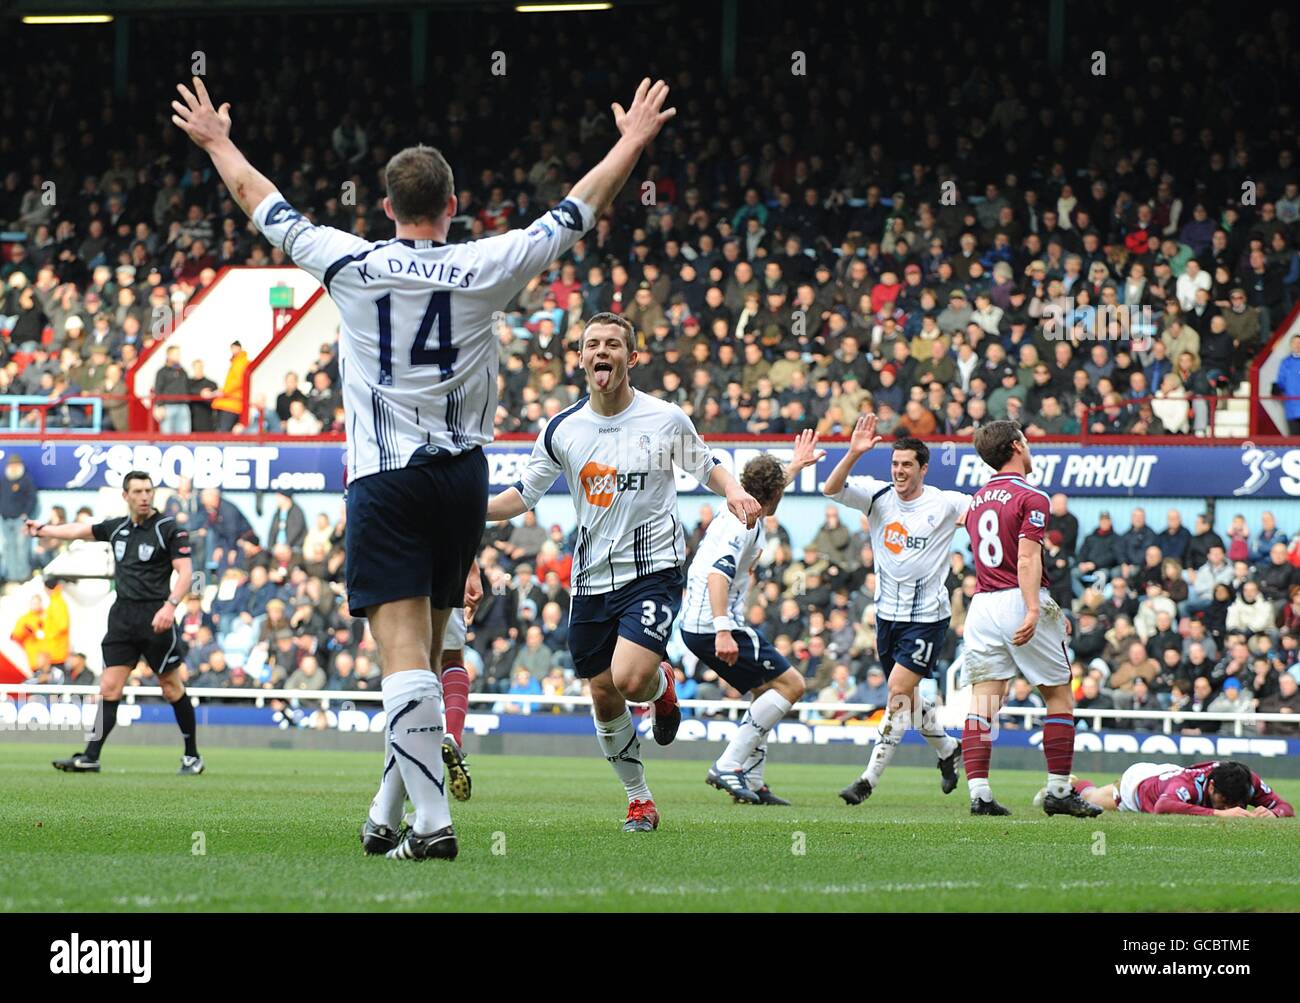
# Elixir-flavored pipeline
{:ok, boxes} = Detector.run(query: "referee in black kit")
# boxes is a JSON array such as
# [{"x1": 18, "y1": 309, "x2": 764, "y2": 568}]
[{"x1": 29, "y1": 471, "x2": 204, "y2": 774}]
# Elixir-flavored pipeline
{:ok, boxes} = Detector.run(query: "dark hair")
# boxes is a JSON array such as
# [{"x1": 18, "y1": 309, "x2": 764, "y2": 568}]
[
  {"x1": 582, "y1": 312, "x2": 637, "y2": 353},
  {"x1": 741, "y1": 454, "x2": 786, "y2": 508},
  {"x1": 122, "y1": 470, "x2": 153, "y2": 491},
  {"x1": 973, "y1": 419, "x2": 1024, "y2": 469},
  {"x1": 892, "y1": 436, "x2": 930, "y2": 467},
  {"x1": 1208, "y1": 761, "x2": 1253, "y2": 808},
  {"x1": 385, "y1": 145, "x2": 455, "y2": 224}
]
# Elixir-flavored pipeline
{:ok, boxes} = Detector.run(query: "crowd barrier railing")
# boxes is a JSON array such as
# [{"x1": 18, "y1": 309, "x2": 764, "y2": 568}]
[{"x1": 1, "y1": 684, "x2": 1295, "y2": 739}]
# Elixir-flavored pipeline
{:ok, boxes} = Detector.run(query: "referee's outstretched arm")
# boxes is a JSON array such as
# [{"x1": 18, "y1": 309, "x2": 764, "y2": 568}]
[{"x1": 26, "y1": 519, "x2": 94, "y2": 542}]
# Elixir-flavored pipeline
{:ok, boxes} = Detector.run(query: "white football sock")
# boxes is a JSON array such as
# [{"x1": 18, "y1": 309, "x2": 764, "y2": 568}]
[
  {"x1": 863, "y1": 704, "x2": 908, "y2": 786},
  {"x1": 968, "y1": 777, "x2": 993, "y2": 802},
  {"x1": 718, "y1": 689, "x2": 790, "y2": 771},
  {"x1": 920, "y1": 698, "x2": 959, "y2": 759},
  {"x1": 368, "y1": 724, "x2": 406, "y2": 830},
  {"x1": 382, "y1": 669, "x2": 451, "y2": 835},
  {"x1": 646, "y1": 664, "x2": 667, "y2": 703},
  {"x1": 1047, "y1": 772, "x2": 1073, "y2": 797},
  {"x1": 593, "y1": 707, "x2": 651, "y2": 804},
  {"x1": 742, "y1": 737, "x2": 768, "y2": 790}
]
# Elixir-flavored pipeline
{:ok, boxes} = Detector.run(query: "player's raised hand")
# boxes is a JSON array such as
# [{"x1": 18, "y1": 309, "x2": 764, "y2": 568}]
[
  {"x1": 849, "y1": 413, "x2": 882, "y2": 456},
  {"x1": 725, "y1": 483, "x2": 762, "y2": 529},
  {"x1": 611, "y1": 78, "x2": 676, "y2": 148},
  {"x1": 1011, "y1": 608, "x2": 1039, "y2": 646},
  {"x1": 172, "y1": 76, "x2": 232, "y2": 151},
  {"x1": 789, "y1": 429, "x2": 826, "y2": 473}
]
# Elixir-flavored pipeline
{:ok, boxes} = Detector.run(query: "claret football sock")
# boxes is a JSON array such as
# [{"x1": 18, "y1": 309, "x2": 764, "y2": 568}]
[
  {"x1": 440, "y1": 664, "x2": 470, "y2": 746},
  {"x1": 382, "y1": 670, "x2": 451, "y2": 835},
  {"x1": 1042, "y1": 714, "x2": 1076, "y2": 794},
  {"x1": 593, "y1": 707, "x2": 651, "y2": 804},
  {"x1": 962, "y1": 713, "x2": 994, "y2": 799}
]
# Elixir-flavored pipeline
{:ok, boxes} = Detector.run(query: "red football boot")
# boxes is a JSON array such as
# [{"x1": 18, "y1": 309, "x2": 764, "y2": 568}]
[{"x1": 623, "y1": 798, "x2": 660, "y2": 832}]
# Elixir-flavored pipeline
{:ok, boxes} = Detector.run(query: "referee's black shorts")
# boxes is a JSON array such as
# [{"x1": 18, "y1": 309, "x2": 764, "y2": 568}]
[
  {"x1": 345, "y1": 446, "x2": 488, "y2": 618},
  {"x1": 102, "y1": 599, "x2": 188, "y2": 675}
]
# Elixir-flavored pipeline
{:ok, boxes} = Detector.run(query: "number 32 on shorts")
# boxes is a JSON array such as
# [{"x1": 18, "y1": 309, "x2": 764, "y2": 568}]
[{"x1": 640, "y1": 600, "x2": 673, "y2": 639}]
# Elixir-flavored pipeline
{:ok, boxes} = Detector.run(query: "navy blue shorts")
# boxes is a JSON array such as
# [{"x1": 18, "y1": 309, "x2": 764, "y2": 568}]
[
  {"x1": 345, "y1": 447, "x2": 487, "y2": 618},
  {"x1": 876, "y1": 616, "x2": 950, "y2": 678},
  {"x1": 681, "y1": 626, "x2": 790, "y2": 694},
  {"x1": 567, "y1": 568, "x2": 683, "y2": 679}
]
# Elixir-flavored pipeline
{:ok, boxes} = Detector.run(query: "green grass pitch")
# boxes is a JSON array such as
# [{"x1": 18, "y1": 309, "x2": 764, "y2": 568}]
[{"x1": 2, "y1": 745, "x2": 1296, "y2": 912}]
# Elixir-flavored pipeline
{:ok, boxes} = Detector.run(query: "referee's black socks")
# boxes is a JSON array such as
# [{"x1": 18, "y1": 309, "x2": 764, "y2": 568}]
[
  {"x1": 170, "y1": 694, "x2": 200, "y2": 759},
  {"x1": 83, "y1": 698, "x2": 120, "y2": 762}
]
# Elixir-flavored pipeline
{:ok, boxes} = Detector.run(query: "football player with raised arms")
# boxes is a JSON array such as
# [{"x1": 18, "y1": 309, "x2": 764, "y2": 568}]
[
  {"x1": 680, "y1": 431, "x2": 824, "y2": 805},
  {"x1": 821, "y1": 415, "x2": 967, "y2": 807},
  {"x1": 174, "y1": 74, "x2": 681, "y2": 858},
  {"x1": 486, "y1": 312, "x2": 761, "y2": 832}
]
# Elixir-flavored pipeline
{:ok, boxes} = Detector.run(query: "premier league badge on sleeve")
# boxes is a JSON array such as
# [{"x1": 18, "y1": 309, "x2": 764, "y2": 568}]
[{"x1": 1028, "y1": 510, "x2": 1046, "y2": 528}]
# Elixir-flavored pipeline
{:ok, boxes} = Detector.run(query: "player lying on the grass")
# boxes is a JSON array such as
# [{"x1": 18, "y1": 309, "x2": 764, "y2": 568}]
[
  {"x1": 681, "y1": 432, "x2": 823, "y2": 805},
  {"x1": 1043, "y1": 761, "x2": 1295, "y2": 818},
  {"x1": 961, "y1": 420, "x2": 1100, "y2": 818},
  {"x1": 34, "y1": 472, "x2": 202, "y2": 776},
  {"x1": 820, "y1": 416, "x2": 966, "y2": 806},
  {"x1": 363, "y1": 563, "x2": 481, "y2": 854},
  {"x1": 174, "y1": 73, "x2": 680, "y2": 860},
  {"x1": 487, "y1": 312, "x2": 761, "y2": 832}
]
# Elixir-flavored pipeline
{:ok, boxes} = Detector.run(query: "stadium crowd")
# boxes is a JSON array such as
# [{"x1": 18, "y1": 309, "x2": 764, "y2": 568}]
[
  {"x1": 3, "y1": 2, "x2": 1300, "y2": 437},
  {"x1": 12, "y1": 481, "x2": 1300, "y2": 735}
]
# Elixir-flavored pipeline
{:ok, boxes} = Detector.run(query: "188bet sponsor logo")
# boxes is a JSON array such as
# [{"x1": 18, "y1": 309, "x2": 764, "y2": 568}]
[
  {"x1": 579, "y1": 461, "x2": 648, "y2": 507},
  {"x1": 881, "y1": 521, "x2": 929, "y2": 554}
]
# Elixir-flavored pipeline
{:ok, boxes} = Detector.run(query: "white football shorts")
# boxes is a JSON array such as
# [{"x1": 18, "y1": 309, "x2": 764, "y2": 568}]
[{"x1": 962, "y1": 587, "x2": 1071, "y2": 688}]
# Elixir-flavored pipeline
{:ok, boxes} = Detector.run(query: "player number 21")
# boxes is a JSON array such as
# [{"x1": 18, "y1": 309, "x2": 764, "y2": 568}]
[
  {"x1": 977, "y1": 509, "x2": 1003, "y2": 568},
  {"x1": 640, "y1": 601, "x2": 673, "y2": 634}
]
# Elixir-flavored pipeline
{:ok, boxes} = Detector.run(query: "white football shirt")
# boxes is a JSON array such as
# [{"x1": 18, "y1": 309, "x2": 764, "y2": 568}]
[
  {"x1": 681, "y1": 510, "x2": 764, "y2": 633},
  {"x1": 253, "y1": 191, "x2": 594, "y2": 482},
  {"x1": 513, "y1": 389, "x2": 720, "y2": 595},
  {"x1": 829, "y1": 477, "x2": 969, "y2": 623}
]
